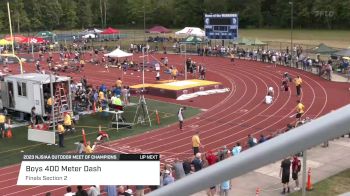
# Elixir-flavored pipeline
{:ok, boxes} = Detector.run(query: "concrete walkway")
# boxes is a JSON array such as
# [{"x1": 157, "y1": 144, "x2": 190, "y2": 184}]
[{"x1": 191, "y1": 136, "x2": 350, "y2": 196}]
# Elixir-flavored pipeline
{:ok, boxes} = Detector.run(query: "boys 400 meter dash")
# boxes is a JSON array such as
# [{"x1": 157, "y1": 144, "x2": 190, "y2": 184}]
[{"x1": 17, "y1": 154, "x2": 160, "y2": 185}]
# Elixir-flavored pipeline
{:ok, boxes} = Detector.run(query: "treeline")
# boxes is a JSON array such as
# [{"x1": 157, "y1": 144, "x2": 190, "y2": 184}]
[{"x1": 0, "y1": 0, "x2": 349, "y2": 33}]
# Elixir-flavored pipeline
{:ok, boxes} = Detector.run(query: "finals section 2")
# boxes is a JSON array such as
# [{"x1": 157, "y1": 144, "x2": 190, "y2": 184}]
[{"x1": 17, "y1": 154, "x2": 160, "y2": 185}]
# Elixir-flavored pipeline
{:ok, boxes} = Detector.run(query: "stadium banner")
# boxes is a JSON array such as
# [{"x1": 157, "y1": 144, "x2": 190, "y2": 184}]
[{"x1": 17, "y1": 154, "x2": 160, "y2": 185}]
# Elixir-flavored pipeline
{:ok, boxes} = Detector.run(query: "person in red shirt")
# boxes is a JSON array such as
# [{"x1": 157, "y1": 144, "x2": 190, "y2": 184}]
[
  {"x1": 206, "y1": 150, "x2": 218, "y2": 166},
  {"x1": 205, "y1": 150, "x2": 218, "y2": 196},
  {"x1": 292, "y1": 155, "x2": 301, "y2": 190}
]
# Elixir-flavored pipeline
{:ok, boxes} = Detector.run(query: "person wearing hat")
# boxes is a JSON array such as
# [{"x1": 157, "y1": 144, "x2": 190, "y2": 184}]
[
  {"x1": 0, "y1": 111, "x2": 6, "y2": 138},
  {"x1": 57, "y1": 122, "x2": 65, "y2": 148}
]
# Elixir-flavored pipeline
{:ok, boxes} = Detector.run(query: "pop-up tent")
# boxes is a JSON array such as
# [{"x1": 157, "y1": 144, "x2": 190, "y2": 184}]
[
  {"x1": 4, "y1": 34, "x2": 26, "y2": 42},
  {"x1": 20, "y1": 37, "x2": 45, "y2": 44},
  {"x1": 147, "y1": 25, "x2": 171, "y2": 33},
  {"x1": 0, "y1": 39, "x2": 11, "y2": 45},
  {"x1": 82, "y1": 33, "x2": 97, "y2": 39},
  {"x1": 232, "y1": 37, "x2": 251, "y2": 45},
  {"x1": 175, "y1": 27, "x2": 205, "y2": 37},
  {"x1": 179, "y1": 35, "x2": 207, "y2": 44},
  {"x1": 80, "y1": 28, "x2": 103, "y2": 35},
  {"x1": 104, "y1": 48, "x2": 133, "y2": 58},
  {"x1": 312, "y1": 43, "x2": 338, "y2": 55},
  {"x1": 37, "y1": 31, "x2": 56, "y2": 38},
  {"x1": 101, "y1": 27, "x2": 120, "y2": 34},
  {"x1": 333, "y1": 49, "x2": 350, "y2": 57}
]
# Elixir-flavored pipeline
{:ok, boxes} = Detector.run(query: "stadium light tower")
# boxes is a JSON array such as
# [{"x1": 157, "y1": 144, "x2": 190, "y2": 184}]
[{"x1": 289, "y1": 1, "x2": 294, "y2": 67}]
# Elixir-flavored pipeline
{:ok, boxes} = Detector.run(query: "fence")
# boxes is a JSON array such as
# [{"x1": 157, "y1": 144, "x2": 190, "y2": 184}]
[{"x1": 148, "y1": 104, "x2": 350, "y2": 196}]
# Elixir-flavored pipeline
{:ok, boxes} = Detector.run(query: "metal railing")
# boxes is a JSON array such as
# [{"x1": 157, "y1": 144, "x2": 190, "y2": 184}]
[{"x1": 148, "y1": 104, "x2": 350, "y2": 196}]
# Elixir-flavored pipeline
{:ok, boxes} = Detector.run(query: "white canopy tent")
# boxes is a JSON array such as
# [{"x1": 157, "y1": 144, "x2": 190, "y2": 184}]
[
  {"x1": 104, "y1": 48, "x2": 133, "y2": 58},
  {"x1": 175, "y1": 27, "x2": 205, "y2": 37},
  {"x1": 80, "y1": 28, "x2": 103, "y2": 35},
  {"x1": 82, "y1": 33, "x2": 97, "y2": 39}
]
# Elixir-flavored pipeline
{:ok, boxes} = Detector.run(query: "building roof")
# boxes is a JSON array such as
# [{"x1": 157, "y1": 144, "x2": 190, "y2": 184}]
[{"x1": 5, "y1": 73, "x2": 70, "y2": 84}]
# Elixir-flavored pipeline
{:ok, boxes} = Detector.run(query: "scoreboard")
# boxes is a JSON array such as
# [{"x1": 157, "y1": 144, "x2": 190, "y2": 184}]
[{"x1": 204, "y1": 13, "x2": 238, "y2": 40}]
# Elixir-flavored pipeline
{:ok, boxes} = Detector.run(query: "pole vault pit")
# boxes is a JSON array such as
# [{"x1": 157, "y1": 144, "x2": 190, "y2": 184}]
[{"x1": 130, "y1": 79, "x2": 223, "y2": 99}]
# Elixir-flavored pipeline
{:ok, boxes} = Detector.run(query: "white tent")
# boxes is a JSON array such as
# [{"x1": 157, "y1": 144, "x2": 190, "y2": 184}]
[
  {"x1": 82, "y1": 33, "x2": 97, "y2": 39},
  {"x1": 104, "y1": 48, "x2": 133, "y2": 58},
  {"x1": 175, "y1": 27, "x2": 205, "y2": 37},
  {"x1": 80, "y1": 28, "x2": 103, "y2": 35}
]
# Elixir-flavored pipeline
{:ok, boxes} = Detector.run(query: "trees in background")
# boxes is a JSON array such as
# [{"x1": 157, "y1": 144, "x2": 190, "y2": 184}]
[{"x1": 0, "y1": 0, "x2": 347, "y2": 32}]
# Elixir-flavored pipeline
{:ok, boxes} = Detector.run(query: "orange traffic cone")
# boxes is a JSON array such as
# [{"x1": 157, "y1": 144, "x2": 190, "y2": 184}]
[
  {"x1": 155, "y1": 110, "x2": 160, "y2": 125},
  {"x1": 6, "y1": 128, "x2": 12, "y2": 138},
  {"x1": 255, "y1": 187, "x2": 260, "y2": 196},
  {"x1": 306, "y1": 167, "x2": 313, "y2": 191},
  {"x1": 82, "y1": 129, "x2": 87, "y2": 146}
]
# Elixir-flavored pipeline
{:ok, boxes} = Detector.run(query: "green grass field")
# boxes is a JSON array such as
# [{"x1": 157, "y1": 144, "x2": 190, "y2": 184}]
[
  {"x1": 290, "y1": 169, "x2": 350, "y2": 196},
  {"x1": 0, "y1": 98, "x2": 200, "y2": 167}
]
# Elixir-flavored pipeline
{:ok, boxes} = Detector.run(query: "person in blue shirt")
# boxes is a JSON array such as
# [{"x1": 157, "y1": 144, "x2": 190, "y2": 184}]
[
  {"x1": 99, "y1": 84, "x2": 107, "y2": 93},
  {"x1": 163, "y1": 170, "x2": 174, "y2": 186},
  {"x1": 113, "y1": 86, "x2": 121, "y2": 97}
]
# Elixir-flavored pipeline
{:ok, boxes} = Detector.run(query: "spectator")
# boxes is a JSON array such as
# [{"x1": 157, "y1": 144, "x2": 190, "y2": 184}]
[
  {"x1": 206, "y1": 150, "x2": 218, "y2": 166},
  {"x1": 118, "y1": 185, "x2": 132, "y2": 196},
  {"x1": 64, "y1": 186, "x2": 75, "y2": 196},
  {"x1": 135, "y1": 185, "x2": 145, "y2": 196},
  {"x1": 258, "y1": 134, "x2": 266, "y2": 143},
  {"x1": 76, "y1": 185, "x2": 88, "y2": 196},
  {"x1": 232, "y1": 142, "x2": 242, "y2": 156},
  {"x1": 292, "y1": 155, "x2": 301, "y2": 190},
  {"x1": 104, "y1": 185, "x2": 117, "y2": 196},
  {"x1": 172, "y1": 158, "x2": 186, "y2": 180},
  {"x1": 220, "y1": 179, "x2": 231, "y2": 196},
  {"x1": 31, "y1": 106, "x2": 37, "y2": 126},
  {"x1": 163, "y1": 170, "x2": 175, "y2": 186},
  {"x1": 217, "y1": 146, "x2": 229, "y2": 161},
  {"x1": 183, "y1": 157, "x2": 192, "y2": 175},
  {"x1": 247, "y1": 134, "x2": 256, "y2": 148},
  {"x1": 280, "y1": 157, "x2": 291, "y2": 194},
  {"x1": 191, "y1": 153, "x2": 203, "y2": 172},
  {"x1": 87, "y1": 185, "x2": 100, "y2": 196}
]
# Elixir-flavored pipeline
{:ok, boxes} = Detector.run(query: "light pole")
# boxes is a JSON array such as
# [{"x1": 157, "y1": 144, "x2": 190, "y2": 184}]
[
  {"x1": 289, "y1": 1, "x2": 294, "y2": 67},
  {"x1": 143, "y1": 0, "x2": 146, "y2": 44}
]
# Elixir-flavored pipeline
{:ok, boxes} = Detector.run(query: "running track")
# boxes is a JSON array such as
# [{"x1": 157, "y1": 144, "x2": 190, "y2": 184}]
[{"x1": 0, "y1": 53, "x2": 349, "y2": 195}]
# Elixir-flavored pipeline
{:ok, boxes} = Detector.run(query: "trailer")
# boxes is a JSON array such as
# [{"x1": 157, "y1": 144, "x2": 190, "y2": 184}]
[{"x1": 0, "y1": 73, "x2": 72, "y2": 117}]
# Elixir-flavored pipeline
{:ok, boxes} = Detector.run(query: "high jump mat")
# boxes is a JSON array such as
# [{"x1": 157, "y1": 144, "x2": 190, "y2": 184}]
[{"x1": 130, "y1": 79, "x2": 223, "y2": 98}]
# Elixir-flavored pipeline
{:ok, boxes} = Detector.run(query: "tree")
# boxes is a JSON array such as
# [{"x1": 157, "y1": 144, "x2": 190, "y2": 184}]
[
  {"x1": 59, "y1": 0, "x2": 78, "y2": 29},
  {"x1": 77, "y1": 0, "x2": 93, "y2": 29}
]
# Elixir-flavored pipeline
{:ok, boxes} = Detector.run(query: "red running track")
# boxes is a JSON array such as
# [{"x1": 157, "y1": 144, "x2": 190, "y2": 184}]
[{"x1": 0, "y1": 54, "x2": 349, "y2": 195}]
